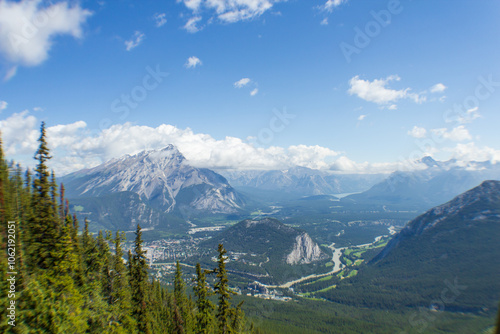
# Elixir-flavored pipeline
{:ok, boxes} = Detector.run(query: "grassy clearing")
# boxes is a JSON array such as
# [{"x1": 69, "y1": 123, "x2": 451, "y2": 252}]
[
  {"x1": 347, "y1": 270, "x2": 358, "y2": 278},
  {"x1": 344, "y1": 249, "x2": 354, "y2": 256},
  {"x1": 352, "y1": 250, "x2": 366, "y2": 258},
  {"x1": 317, "y1": 275, "x2": 333, "y2": 282},
  {"x1": 315, "y1": 285, "x2": 337, "y2": 293}
]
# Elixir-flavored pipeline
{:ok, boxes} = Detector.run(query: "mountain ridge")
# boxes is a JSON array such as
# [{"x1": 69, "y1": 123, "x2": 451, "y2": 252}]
[
  {"x1": 343, "y1": 157, "x2": 500, "y2": 210},
  {"x1": 372, "y1": 179, "x2": 500, "y2": 263}
]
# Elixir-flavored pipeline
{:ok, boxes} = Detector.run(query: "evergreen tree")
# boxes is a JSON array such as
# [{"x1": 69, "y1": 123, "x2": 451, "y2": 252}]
[
  {"x1": 194, "y1": 263, "x2": 215, "y2": 334},
  {"x1": 111, "y1": 231, "x2": 136, "y2": 331},
  {"x1": 230, "y1": 301, "x2": 245, "y2": 334},
  {"x1": 21, "y1": 123, "x2": 87, "y2": 332},
  {"x1": 172, "y1": 297, "x2": 186, "y2": 334},
  {"x1": 130, "y1": 224, "x2": 151, "y2": 334},
  {"x1": 27, "y1": 121, "x2": 56, "y2": 273},
  {"x1": 214, "y1": 244, "x2": 235, "y2": 334},
  {"x1": 173, "y1": 260, "x2": 195, "y2": 333}
]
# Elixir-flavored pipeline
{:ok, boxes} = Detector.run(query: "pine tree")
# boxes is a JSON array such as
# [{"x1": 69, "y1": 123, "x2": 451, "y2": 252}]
[
  {"x1": 174, "y1": 260, "x2": 186, "y2": 308},
  {"x1": 194, "y1": 263, "x2": 215, "y2": 334},
  {"x1": 214, "y1": 244, "x2": 235, "y2": 334},
  {"x1": 172, "y1": 297, "x2": 186, "y2": 334},
  {"x1": 230, "y1": 301, "x2": 245, "y2": 334},
  {"x1": 174, "y1": 261, "x2": 194, "y2": 333},
  {"x1": 27, "y1": 121, "x2": 57, "y2": 273},
  {"x1": 110, "y1": 231, "x2": 136, "y2": 331},
  {"x1": 21, "y1": 123, "x2": 87, "y2": 332},
  {"x1": 130, "y1": 224, "x2": 152, "y2": 334}
]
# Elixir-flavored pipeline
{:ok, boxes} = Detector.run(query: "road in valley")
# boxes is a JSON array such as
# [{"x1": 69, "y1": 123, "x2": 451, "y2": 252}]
[
  {"x1": 262, "y1": 243, "x2": 346, "y2": 289},
  {"x1": 261, "y1": 235, "x2": 387, "y2": 289}
]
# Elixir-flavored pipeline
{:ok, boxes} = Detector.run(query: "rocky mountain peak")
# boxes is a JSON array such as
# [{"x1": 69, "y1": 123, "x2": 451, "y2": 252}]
[
  {"x1": 61, "y1": 145, "x2": 244, "y2": 214},
  {"x1": 419, "y1": 156, "x2": 439, "y2": 168}
]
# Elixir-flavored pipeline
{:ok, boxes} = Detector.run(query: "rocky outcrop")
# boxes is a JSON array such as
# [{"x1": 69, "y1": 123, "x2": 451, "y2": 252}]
[{"x1": 286, "y1": 233, "x2": 326, "y2": 265}]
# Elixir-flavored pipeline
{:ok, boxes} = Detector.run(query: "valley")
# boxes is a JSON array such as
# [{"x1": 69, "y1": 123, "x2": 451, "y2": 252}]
[{"x1": 59, "y1": 147, "x2": 500, "y2": 333}]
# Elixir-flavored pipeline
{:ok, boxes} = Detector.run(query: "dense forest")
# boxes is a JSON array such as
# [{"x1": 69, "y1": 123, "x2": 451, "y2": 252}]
[{"x1": 0, "y1": 123, "x2": 251, "y2": 333}]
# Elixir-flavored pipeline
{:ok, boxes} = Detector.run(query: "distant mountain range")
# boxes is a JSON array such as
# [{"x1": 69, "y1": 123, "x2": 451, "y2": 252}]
[
  {"x1": 343, "y1": 157, "x2": 500, "y2": 211},
  {"x1": 322, "y1": 180, "x2": 500, "y2": 312},
  {"x1": 61, "y1": 148, "x2": 500, "y2": 233},
  {"x1": 220, "y1": 167, "x2": 385, "y2": 198},
  {"x1": 61, "y1": 145, "x2": 245, "y2": 231}
]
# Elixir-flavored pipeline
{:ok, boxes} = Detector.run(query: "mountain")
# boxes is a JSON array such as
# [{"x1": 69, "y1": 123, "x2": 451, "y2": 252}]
[
  {"x1": 219, "y1": 166, "x2": 384, "y2": 199},
  {"x1": 343, "y1": 157, "x2": 500, "y2": 210},
  {"x1": 68, "y1": 191, "x2": 185, "y2": 232},
  {"x1": 372, "y1": 179, "x2": 500, "y2": 262},
  {"x1": 61, "y1": 145, "x2": 245, "y2": 230},
  {"x1": 201, "y1": 218, "x2": 329, "y2": 283},
  {"x1": 320, "y1": 180, "x2": 500, "y2": 312}
]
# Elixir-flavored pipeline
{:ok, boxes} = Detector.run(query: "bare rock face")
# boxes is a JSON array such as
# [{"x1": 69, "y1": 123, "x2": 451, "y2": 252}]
[
  {"x1": 61, "y1": 145, "x2": 244, "y2": 214},
  {"x1": 286, "y1": 233, "x2": 325, "y2": 265}
]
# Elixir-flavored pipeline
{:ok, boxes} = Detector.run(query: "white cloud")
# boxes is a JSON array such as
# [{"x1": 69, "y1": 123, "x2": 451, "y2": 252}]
[
  {"x1": 408, "y1": 126, "x2": 427, "y2": 138},
  {"x1": 234, "y1": 78, "x2": 251, "y2": 88},
  {"x1": 430, "y1": 83, "x2": 447, "y2": 93},
  {"x1": 320, "y1": 18, "x2": 328, "y2": 25},
  {"x1": 388, "y1": 104, "x2": 397, "y2": 110},
  {"x1": 185, "y1": 56, "x2": 202, "y2": 68},
  {"x1": 456, "y1": 106, "x2": 481, "y2": 124},
  {"x1": 447, "y1": 142, "x2": 500, "y2": 163},
  {"x1": 183, "y1": 16, "x2": 202, "y2": 33},
  {"x1": 46, "y1": 121, "x2": 87, "y2": 149},
  {"x1": 321, "y1": 0, "x2": 348, "y2": 12},
  {"x1": 431, "y1": 125, "x2": 472, "y2": 142},
  {"x1": 183, "y1": 0, "x2": 203, "y2": 11},
  {"x1": 0, "y1": 100, "x2": 7, "y2": 111},
  {"x1": 0, "y1": 0, "x2": 91, "y2": 71},
  {"x1": 5, "y1": 112, "x2": 496, "y2": 176},
  {"x1": 348, "y1": 75, "x2": 424, "y2": 107},
  {"x1": 124, "y1": 31, "x2": 145, "y2": 51},
  {"x1": 357, "y1": 114, "x2": 366, "y2": 121},
  {"x1": 154, "y1": 13, "x2": 167, "y2": 27},
  {"x1": 287, "y1": 145, "x2": 339, "y2": 169},
  {"x1": 179, "y1": 0, "x2": 278, "y2": 25},
  {"x1": 250, "y1": 88, "x2": 258, "y2": 96},
  {"x1": 0, "y1": 111, "x2": 409, "y2": 175},
  {"x1": 0, "y1": 110, "x2": 38, "y2": 155}
]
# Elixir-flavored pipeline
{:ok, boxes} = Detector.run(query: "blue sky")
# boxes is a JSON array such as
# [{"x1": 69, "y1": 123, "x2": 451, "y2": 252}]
[{"x1": 1, "y1": 0, "x2": 500, "y2": 175}]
